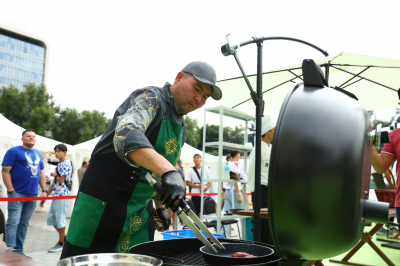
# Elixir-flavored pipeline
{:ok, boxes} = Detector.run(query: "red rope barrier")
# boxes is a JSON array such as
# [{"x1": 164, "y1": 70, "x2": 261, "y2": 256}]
[
  {"x1": 186, "y1": 193, "x2": 252, "y2": 196},
  {"x1": 0, "y1": 193, "x2": 252, "y2": 201},
  {"x1": 0, "y1": 195, "x2": 77, "y2": 202}
]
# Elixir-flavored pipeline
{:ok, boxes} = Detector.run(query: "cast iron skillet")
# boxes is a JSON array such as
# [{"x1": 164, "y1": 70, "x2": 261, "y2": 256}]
[{"x1": 200, "y1": 243, "x2": 274, "y2": 265}]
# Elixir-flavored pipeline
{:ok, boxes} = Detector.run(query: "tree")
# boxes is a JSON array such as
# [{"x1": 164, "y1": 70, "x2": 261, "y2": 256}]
[
  {"x1": 228, "y1": 125, "x2": 245, "y2": 144},
  {"x1": 197, "y1": 124, "x2": 245, "y2": 156},
  {"x1": 0, "y1": 83, "x2": 111, "y2": 144},
  {"x1": 0, "y1": 83, "x2": 55, "y2": 135},
  {"x1": 79, "y1": 110, "x2": 111, "y2": 143},
  {"x1": 51, "y1": 107, "x2": 84, "y2": 145},
  {"x1": 184, "y1": 116, "x2": 200, "y2": 148},
  {"x1": 51, "y1": 108, "x2": 110, "y2": 145}
]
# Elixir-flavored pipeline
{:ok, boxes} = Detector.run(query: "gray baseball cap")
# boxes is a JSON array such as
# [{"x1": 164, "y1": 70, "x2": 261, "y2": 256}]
[{"x1": 182, "y1": 61, "x2": 222, "y2": 100}]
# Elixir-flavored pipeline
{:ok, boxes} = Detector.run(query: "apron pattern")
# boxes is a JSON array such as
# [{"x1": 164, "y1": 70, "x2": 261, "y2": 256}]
[
  {"x1": 117, "y1": 213, "x2": 142, "y2": 253},
  {"x1": 165, "y1": 137, "x2": 178, "y2": 155},
  {"x1": 116, "y1": 180, "x2": 156, "y2": 253}
]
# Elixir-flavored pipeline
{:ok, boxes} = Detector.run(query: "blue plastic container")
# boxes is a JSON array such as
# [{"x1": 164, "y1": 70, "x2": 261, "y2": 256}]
[{"x1": 161, "y1": 229, "x2": 225, "y2": 240}]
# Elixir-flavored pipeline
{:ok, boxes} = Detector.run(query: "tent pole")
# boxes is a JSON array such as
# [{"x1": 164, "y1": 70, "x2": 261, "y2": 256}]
[
  {"x1": 325, "y1": 63, "x2": 330, "y2": 84},
  {"x1": 253, "y1": 40, "x2": 264, "y2": 242}
]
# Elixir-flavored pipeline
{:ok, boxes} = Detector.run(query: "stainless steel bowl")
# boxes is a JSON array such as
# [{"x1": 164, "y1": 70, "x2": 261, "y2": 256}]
[{"x1": 57, "y1": 253, "x2": 162, "y2": 266}]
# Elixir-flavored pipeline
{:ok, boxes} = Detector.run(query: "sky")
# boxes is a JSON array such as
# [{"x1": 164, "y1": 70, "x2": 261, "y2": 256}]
[{"x1": 1, "y1": 0, "x2": 400, "y2": 127}]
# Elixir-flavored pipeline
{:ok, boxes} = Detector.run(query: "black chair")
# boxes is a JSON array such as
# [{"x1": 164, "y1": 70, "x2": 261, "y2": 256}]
[
  {"x1": 182, "y1": 198, "x2": 197, "y2": 229},
  {"x1": 0, "y1": 209, "x2": 6, "y2": 243},
  {"x1": 203, "y1": 197, "x2": 241, "y2": 239}
]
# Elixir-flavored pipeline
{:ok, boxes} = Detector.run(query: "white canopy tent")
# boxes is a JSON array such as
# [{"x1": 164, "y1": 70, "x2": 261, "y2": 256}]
[
  {"x1": 217, "y1": 52, "x2": 400, "y2": 113},
  {"x1": 0, "y1": 114, "x2": 78, "y2": 218},
  {"x1": 74, "y1": 136, "x2": 220, "y2": 202},
  {"x1": 74, "y1": 136, "x2": 219, "y2": 174}
]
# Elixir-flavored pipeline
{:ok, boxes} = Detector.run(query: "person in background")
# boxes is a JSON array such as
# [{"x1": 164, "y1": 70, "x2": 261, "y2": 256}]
[
  {"x1": 247, "y1": 115, "x2": 275, "y2": 245},
  {"x1": 185, "y1": 154, "x2": 213, "y2": 218},
  {"x1": 221, "y1": 154, "x2": 232, "y2": 203},
  {"x1": 222, "y1": 150, "x2": 249, "y2": 237},
  {"x1": 177, "y1": 159, "x2": 185, "y2": 181},
  {"x1": 372, "y1": 128, "x2": 400, "y2": 232},
  {"x1": 77, "y1": 161, "x2": 88, "y2": 185},
  {"x1": 40, "y1": 144, "x2": 72, "y2": 252},
  {"x1": 1, "y1": 129, "x2": 47, "y2": 255}
]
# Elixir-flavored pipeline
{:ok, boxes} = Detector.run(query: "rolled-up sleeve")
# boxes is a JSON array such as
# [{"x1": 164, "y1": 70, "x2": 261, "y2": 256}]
[{"x1": 114, "y1": 88, "x2": 160, "y2": 163}]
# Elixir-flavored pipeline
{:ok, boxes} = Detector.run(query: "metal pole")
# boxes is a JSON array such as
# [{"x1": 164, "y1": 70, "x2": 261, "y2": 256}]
[{"x1": 253, "y1": 40, "x2": 263, "y2": 242}]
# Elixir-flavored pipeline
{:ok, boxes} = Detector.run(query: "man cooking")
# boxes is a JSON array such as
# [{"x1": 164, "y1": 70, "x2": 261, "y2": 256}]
[
  {"x1": 247, "y1": 115, "x2": 275, "y2": 245},
  {"x1": 61, "y1": 61, "x2": 222, "y2": 258}
]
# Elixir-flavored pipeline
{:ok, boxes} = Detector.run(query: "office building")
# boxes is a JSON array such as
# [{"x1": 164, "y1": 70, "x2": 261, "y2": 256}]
[{"x1": 0, "y1": 24, "x2": 48, "y2": 89}]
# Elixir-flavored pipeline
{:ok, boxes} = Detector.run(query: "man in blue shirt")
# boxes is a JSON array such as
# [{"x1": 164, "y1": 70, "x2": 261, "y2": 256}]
[{"x1": 1, "y1": 129, "x2": 47, "y2": 255}]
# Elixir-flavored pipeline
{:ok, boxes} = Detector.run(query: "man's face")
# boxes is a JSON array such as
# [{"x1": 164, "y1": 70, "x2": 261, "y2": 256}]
[
  {"x1": 266, "y1": 127, "x2": 275, "y2": 141},
  {"x1": 21, "y1": 131, "x2": 36, "y2": 148},
  {"x1": 178, "y1": 161, "x2": 182, "y2": 167},
  {"x1": 171, "y1": 72, "x2": 213, "y2": 115},
  {"x1": 54, "y1": 148, "x2": 67, "y2": 160},
  {"x1": 269, "y1": 128, "x2": 275, "y2": 139},
  {"x1": 193, "y1": 155, "x2": 202, "y2": 165}
]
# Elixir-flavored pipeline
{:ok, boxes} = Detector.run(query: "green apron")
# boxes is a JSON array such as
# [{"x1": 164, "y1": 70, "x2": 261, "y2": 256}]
[{"x1": 64, "y1": 115, "x2": 182, "y2": 255}]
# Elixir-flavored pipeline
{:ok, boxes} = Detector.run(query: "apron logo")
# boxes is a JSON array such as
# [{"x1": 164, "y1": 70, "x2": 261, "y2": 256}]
[
  {"x1": 165, "y1": 137, "x2": 178, "y2": 155},
  {"x1": 118, "y1": 214, "x2": 142, "y2": 253}
]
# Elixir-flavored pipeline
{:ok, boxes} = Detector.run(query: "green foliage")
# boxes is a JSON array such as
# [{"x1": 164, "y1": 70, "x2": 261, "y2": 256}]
[
  {"x1": 52, "y1": 108, "x2": 110, "y2": 145},
  {"x1": 79, "y1": 110, "x2": 111, "y2": 143},
  {"x1": 0, "y1": 83, "x2": 110, "y2": 145},
  {"x1": 184, "y1": 116, "x2": 200, "y2": 148},
  {"x1": 52, "y1": 107, "x2": 84, "y2": 145},
  {"x1": 197, "y1": 124, "x2": 246, "y2": 156},
  {"x1": 0, "y1": 83, "x2": 55, "y2": 135}
]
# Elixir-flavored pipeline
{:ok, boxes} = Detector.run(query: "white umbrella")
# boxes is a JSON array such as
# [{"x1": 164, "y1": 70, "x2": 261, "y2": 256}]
[{"x1": 217, "y1": 52, "x2": 400, "y2": 112}]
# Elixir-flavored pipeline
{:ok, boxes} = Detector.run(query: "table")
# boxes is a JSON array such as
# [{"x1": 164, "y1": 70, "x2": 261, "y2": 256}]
[
  {"x1": 329, "y1": 208, "x2": 397, "y2": 266},
  {"x1": 236, "y1": 208, "x2": 269, "y2": 218},
  {"x1": 0, "y1": 248, "x2": 43, "y2": 266}
]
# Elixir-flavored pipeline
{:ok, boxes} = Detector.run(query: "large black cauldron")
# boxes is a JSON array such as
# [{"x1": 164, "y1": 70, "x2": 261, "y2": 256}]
[{"x1": 268, "y1": 59, "x2": 389, "y2": 261}]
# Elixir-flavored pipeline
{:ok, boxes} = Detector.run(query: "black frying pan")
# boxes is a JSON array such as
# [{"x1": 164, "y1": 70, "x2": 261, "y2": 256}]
[{"x1": 200, "y1": 243, "x2": 274, "y2": 265}]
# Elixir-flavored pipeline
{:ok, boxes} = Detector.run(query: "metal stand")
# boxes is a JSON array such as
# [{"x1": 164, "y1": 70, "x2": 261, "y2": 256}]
[
  {"x1": 220, "y1": 35, "x2": 328, "y2": 242},
  {"x1": 329, "y1": 223, "x2": 396, "y2": 266}
]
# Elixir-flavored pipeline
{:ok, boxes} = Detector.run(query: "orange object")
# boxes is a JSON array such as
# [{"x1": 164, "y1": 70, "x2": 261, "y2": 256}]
[{"x1": 375, "y1": 189, "x2": 396, "y2": 207}]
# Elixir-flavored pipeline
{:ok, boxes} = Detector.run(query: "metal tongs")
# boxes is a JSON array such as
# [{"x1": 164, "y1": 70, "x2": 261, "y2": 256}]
[{"x1": 145, "y1": 173, "x2": 225, "y2": 253}]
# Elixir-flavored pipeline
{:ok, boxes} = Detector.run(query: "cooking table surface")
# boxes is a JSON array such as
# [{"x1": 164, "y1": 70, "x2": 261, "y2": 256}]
[
  {"x1": 237, "y1": 207, "x2": 397, "y2": 219},
  {"x1": 0, "y1": 248, "x2": 43, "y2": 266},
  {"x1": 236, "y1": 208, "x2": 268, "y2": 218}
]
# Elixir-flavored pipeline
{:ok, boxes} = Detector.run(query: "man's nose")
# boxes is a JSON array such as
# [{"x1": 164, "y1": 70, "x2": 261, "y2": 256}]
[{"x1": 194, "y1": 94, "x2": 202, "y2": 102}]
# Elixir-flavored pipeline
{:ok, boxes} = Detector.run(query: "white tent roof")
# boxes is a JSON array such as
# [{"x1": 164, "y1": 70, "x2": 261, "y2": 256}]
[
  {"x1": 180, "y1": 143, "x2": 219, "y2": 162},
  {"x1": 217, "y1": 52, "x2": 400, "y2": 113},
  {"x1": 74, "y1": 136, "x2": 102, "y2": 155},
  {"x1": 73, "y1": 135, "x2": 218, "y2": 162},
  {"x1": 0, "y1": 113, "x2": 76, "y2": 154}
]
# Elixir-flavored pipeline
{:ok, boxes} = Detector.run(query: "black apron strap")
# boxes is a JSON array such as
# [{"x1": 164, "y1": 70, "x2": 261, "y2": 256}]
[{"x1": 192, "y1": 167, "x2": 202, "y2": 183}]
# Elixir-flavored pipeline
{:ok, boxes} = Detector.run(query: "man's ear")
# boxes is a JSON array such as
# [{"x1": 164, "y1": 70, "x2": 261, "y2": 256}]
[{"x1": 174, "y1": 72, "x2": 185, "y2": 85}]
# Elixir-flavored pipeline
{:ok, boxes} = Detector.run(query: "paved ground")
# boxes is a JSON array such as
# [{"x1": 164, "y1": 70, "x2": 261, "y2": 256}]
[
  {"x1": 23, "y1": 200, "x2": 240, "y2": 266},
  {"x1": 24, "y1": 200, "x2": 68, "y2": 266}
]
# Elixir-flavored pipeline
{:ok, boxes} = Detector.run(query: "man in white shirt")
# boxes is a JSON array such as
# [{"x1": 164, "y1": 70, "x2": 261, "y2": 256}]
[
  {"x1": 185, "y1": 154, "x2": 213, "y2": 217},
  {"x1": 247, "y1": 115, "x2": 275, "y2": 244}
]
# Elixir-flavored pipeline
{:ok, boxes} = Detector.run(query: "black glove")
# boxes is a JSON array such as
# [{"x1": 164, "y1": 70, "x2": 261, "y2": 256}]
[
  {"x1": 155, "y1": 207, "x2": 171, "y2": 231},
  {"x1": 159, "y1": 170, "x2": 186, "y2": 211}
]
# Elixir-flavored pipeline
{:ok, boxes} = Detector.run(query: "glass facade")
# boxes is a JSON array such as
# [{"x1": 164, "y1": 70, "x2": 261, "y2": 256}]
[{"x1": 0, "y1": 32, "x2": 45, "y2": 89}]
